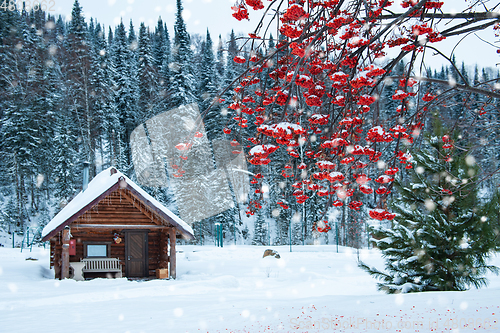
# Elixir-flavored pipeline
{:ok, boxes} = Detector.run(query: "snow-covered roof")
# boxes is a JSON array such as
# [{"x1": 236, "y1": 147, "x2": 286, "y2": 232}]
[{"x1": 41, "y1": 167, "x2": 194, "y2": 241}]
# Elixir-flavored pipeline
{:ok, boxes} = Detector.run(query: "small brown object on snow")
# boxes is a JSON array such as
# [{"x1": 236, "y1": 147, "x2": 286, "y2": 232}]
[
  {"x1": 156, "y1": 268, "x2": 169, "y2": 279},
  {"x1": 263, "y1": 249, "x2": 280, "y2": 259}
]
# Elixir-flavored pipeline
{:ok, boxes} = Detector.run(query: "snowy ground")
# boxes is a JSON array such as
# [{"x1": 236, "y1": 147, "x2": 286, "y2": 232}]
[{"x1": 1, "y1": 245, "x2": 499, "y2": 333}]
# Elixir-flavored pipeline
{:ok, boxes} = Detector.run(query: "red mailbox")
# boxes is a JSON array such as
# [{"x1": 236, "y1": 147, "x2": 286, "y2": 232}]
[{"x1": 69, "y1": 239, "x2": 76, "y2": 256}]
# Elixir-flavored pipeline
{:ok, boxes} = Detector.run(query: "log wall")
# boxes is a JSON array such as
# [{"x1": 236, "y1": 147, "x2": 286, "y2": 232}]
[{"x1": 73, "y1": 189, "x2": 164, "y2": 226}]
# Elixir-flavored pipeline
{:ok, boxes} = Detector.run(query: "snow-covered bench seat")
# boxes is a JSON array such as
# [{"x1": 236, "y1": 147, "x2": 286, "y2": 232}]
[{"x1": 81, "y1": 258, "x2": 122, "y2": 278}]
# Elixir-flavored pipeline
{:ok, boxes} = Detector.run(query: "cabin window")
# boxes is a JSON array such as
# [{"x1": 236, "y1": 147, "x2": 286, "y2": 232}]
[
  {"x1": 84, "y1": 242, "x2": 111, "y2": 258},
  {"x1": 87, "y1": 245, "x2": 107, "y2": 257}
]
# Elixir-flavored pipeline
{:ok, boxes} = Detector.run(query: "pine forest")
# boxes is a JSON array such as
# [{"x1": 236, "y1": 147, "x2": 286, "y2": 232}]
[{"x1": 1, "y1": 1, "x2": 500, "y2": 292}]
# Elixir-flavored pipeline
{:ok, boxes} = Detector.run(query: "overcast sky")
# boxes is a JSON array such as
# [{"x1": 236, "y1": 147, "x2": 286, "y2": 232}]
[
  {"x1": 52, "y1": 0, "x2": 257, "y2": 41},
  {"x1": 49, "y1": 0, "x2": 500, "y2": 71}
]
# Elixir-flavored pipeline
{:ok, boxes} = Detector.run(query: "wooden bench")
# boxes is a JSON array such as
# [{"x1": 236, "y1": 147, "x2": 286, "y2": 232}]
[{"x1": 81, "y1": 258, "x2": 122, "y2": 278}]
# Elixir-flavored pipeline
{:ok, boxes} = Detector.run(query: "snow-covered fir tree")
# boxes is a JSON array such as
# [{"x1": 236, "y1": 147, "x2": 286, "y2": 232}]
[
  {"x1": 253, "y1": 208, "x2": 268, "y2": 245},
  {"x1": 220, "y1": 30, "x2": 242, "y2": 106},
  {"x1": 151, "y1": 17, "x2": 171, "y2": 112},
  {"x1": 215, "y1": 34, "x2": 225, "y2": 86},
  {"x1": 88, "y1": 20, "x2": 113, "y2": 171},
  {"x1": 64, "y1": 0, "x2": 95, "y2": 172},
  {"x1": 52, "y1": 108, "x2": 79, "y2": 203},
  {"x1": 199, "y1": 30, "x2": 218, "y2": 113},
  {"x1": 0, "y1": 9, "x2": 39, "y2": 232},
  {"x1": 200, "y1": 29, "x2": 225, "y2": 143},
  {"x1": 168, "y1": 0, "x2": 197, "y2": 108},
  {"x1": 159, "y1": 23, "x2": 172, "y2": 110},
  {"x1": 110, "y1": 20, "x2": 139, "y2": 174},
  {"x1": 360, "y1": 122, "x2": 499, "y2": 293},
  {"x1": 136, "y1": 22, "x2": 159, "y2": 122},
  {"x1": 152, "y1": 18, "x2": 167, "y2": 71}
]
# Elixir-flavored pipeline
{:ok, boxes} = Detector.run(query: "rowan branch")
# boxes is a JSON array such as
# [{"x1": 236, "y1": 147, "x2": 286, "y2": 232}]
[
  {"x1": 375, "y1": 12, "x2": 500, "y2": 20},
  {"x1": 409, "y1": 76, "x2": 500, "y2": 99},
  {"x1": 442, "y1": 19, "x2": 500, "y2": 37}
]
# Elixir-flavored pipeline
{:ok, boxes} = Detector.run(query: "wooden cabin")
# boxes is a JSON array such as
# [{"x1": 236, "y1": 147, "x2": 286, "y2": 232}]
[{"x1": 41, "y1": 167, "x2": 194, "y2": 280}]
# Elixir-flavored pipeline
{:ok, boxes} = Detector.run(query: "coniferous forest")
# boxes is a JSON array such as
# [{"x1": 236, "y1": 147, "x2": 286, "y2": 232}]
[{"x1": 1, "y1": 0, "x2": 500, "y2": 265}]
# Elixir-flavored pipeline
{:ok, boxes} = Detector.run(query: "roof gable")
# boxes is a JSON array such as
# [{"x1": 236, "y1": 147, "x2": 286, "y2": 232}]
[{"x1": 41, "y1": 167, "x2": 194, "y2": 241}]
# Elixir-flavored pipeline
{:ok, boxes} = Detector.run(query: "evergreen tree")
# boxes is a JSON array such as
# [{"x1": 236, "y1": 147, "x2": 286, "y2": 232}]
[
  {"x1": 26, "y1": 19, "x2": 56, "y2": 211},
  {"x1": 380, "y1": 61, "x2": 405, "y2": 119},
  {"x1": 481, "y1": 190, "x2": 500, "y2": 248},
  {"x1": 152, "y1": 18, "x2": 166, "y2": 71},
  {"x1": 127, "y1": 19, "x2": 141, "y2": 125},
  {"x1": 200, "y1": 29, "x2": 223, "y2": 142},
  {"x1": 169, "y1": 0, "x2": 197, "y2": 108},
  {"x1": 68, "y1": 0, "x2": 86, "y2": 40},
  {"x1": 215, "y1": 34, "x2": 225, "y2": 86},
  {"x1": 252, "y1": 208, "x2": 267, "y2": 245},
  {"x1": 45, "y1": 14, "x2": 80, "y2": 202},
  {"x1": 163, "y1": 22, "x2": 171, "y2": 66},
  {"x1": 459, "y1": 61, "x2": 469, "y2": 85},
  {"x1": 472, "y1": 65, "x2": 480, "y2": 105},
  {"x1": 88, "y1": 21, "x2": 112, "y2": 170},
  {"x1": 137, "y1": 22, "x2": 158, "y2": 122},
  {"x1": 127, "y1": 19, "x2": 136, "y2": 46},
  {"x1": 0, "y1": 9, "x2": 45, "y2": 231},
  {"x1": 360, "y1": 123, "x2": 499, "y2": 293},
  {"x1": 0, "y1": 7, "x2": 19, "y2": 130},
  {"x1": 59, "y1": 0, "x2": 105, "y2": 182},
  {"x1": 221, "y1": 30, "x2": 242, "y2": 106},
  {"x1": 52, "y1": 108, "x2": 79, "y2": 202},
  {"x1": 55, "y1": 15, "x2": 65, "y2": 36},
  {"x1": 199, "y1": 30, "x2": 218, "y2": 110},
  {"x1": 107, "y1": 26, "x2": 113, "y2": 45},
  {"x1": 110, "y1": 20, "x2": 139, "y2": 173},
  {"x1": 159, "y1": 24, "x2": 171, "y2": 111},
  {"x1": 447, "y1": 56, "x2": 464, "y2": 120}
]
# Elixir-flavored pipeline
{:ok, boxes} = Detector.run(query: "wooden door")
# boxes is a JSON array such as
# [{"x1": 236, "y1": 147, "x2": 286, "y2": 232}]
[{"x1": 125, "y1": 231, "x2": 148, "y2": 277}]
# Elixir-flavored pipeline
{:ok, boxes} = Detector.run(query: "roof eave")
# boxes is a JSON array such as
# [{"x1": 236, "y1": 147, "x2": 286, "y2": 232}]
[
  {"x1": 124, "y1": 184, "x2": 195, "y2": 240},
  {"x1": 41, "y1": 182, "x2": 122, "y2": 242},
  {"x1": 42, "y1": 180, "x2": 195, "y2": 242}
]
